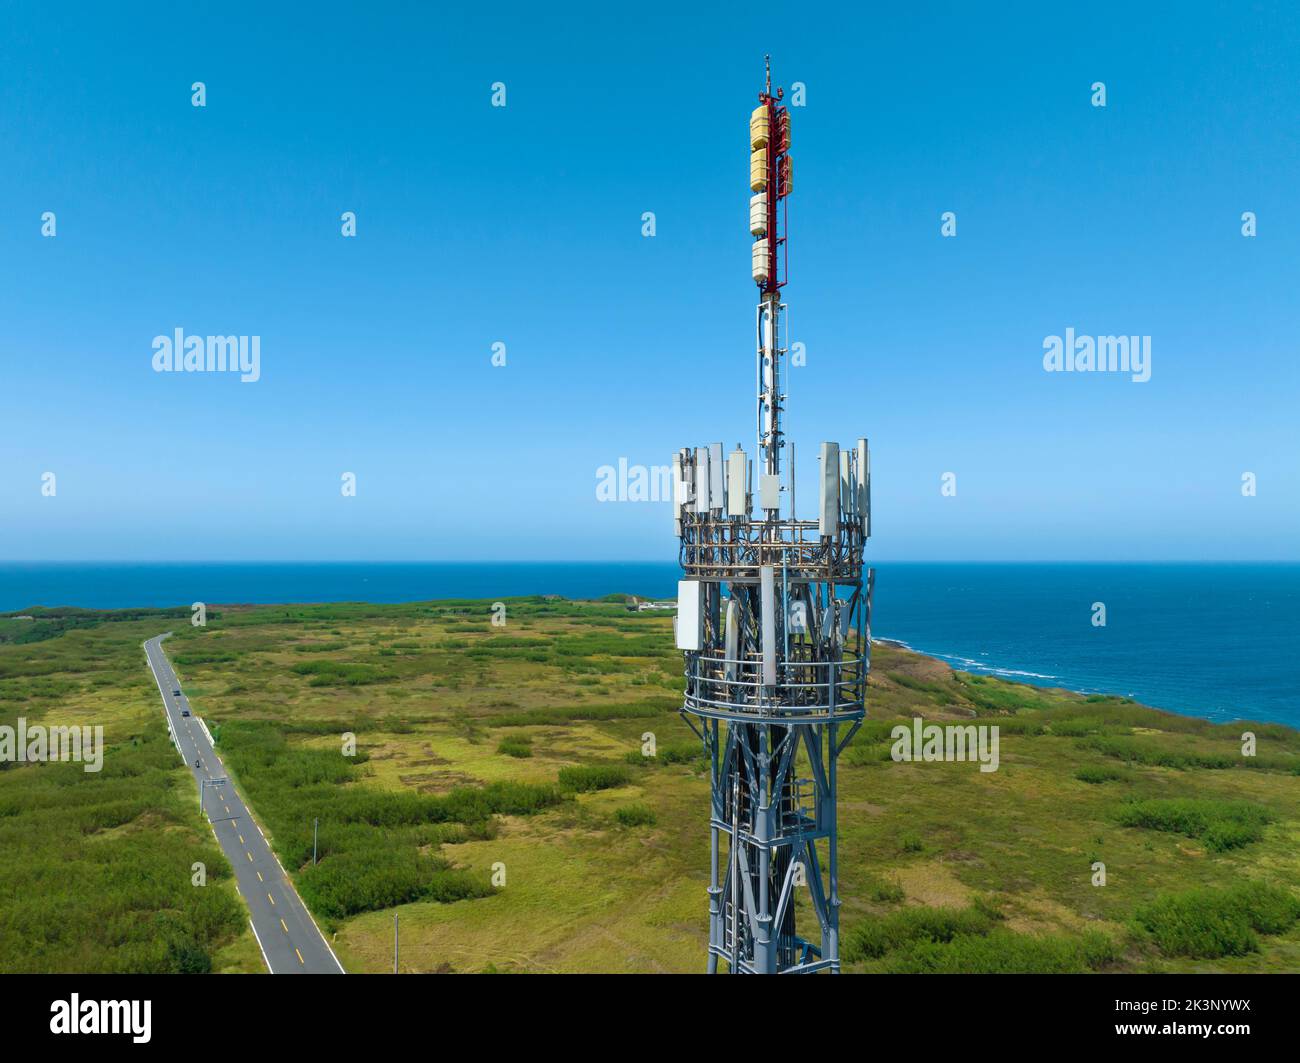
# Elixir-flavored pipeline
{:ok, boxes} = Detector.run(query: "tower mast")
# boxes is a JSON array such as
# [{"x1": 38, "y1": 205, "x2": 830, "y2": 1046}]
[
  {"x1": 673, "y1": 60, "x2": 874, "y2": 974},
  {"x1": 755, "y1": 53, "x2": 787, "y2": 490}
]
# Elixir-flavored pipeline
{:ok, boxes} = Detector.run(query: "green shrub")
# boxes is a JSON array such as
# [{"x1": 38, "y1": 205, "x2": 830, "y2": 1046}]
[
  {"x1": 884, "y1": 928, "x2": 1118, "y2": 973},
  {"x1": 845, "y1": 904, "x2": 998, "y2": 962},
  {"x1": 1116, "y1": 798, "x2": 1273, "y2": 851},
  {"x1": 1075, "y1": 766, "x2": 1124, "y2": 784},
  {"x1": 497, "y1": 736, "x2": 533, "y2": 759},
  {"x1": 1051, "y1": 717, "x2": 1111, "y2": 737},
  {"x1": 865, "y1": 875, "x2": 906, "y2": 904},
  {"x1": 887, "y1": 673, "x2": 955, "y2": 705},
  {"x1": 297, "y1": 849, "x2": 492, "y2": 920},
  {"x1": 290, "y1": 660, "x2": 389, "y2": 686},
  {"x1": 1134, "y1": 881, "x2": 1300, "y2": 958},
  {"x1": 552, "y1": 634, "x2": 670, "y2": 658},
  {"x1": 1086, "y1": 736, "x2": 1235, "y2": 770},
  {"x1": 898, "y1": 832, "x2": 924, "y2": 854},
  {"x1": 615, "y1": 803, "x2": 657, "y2": 827},
  {"x1": 844, "y1": 740, "x2": 896, "y2": 766},
  {"x1": 441, "y1": 780, "x2": 564, "y2": 819},
  {"x1": 558, "y1": 764, "x2": 632, "y2": 793},
  {"x1": 954, "y1": 675, "x2": 1055, "y2": 715},
  {"x1": 0, "y1": 716, "x2": 246, "y2": 972},
  {"x1": 166, "y1": 941, "x2": 214, "y2": 974}
]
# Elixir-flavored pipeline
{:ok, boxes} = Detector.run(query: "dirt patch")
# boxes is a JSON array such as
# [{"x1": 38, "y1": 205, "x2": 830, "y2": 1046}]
[
  {"x1": 841, "y1": 801, "x2": 886, "y2": 816},
  {"x1": 400, "y1": 772, "x2": 478, "y2": 792},
  {"x1": 894, "y1": 860, "x2": 973, "y2": 907},
  {"x1": 1003, "y1": 893, "x2": 1113, "y2": 936}
]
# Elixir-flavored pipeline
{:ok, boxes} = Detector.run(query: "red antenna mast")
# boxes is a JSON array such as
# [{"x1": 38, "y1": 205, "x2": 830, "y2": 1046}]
[{"x1": 753, "y1": 55, "x2": 790, "y2": 294}]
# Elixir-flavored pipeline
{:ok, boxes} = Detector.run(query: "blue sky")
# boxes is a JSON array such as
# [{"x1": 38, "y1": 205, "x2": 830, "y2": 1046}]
[{"x1": 1, "y1": 1, "x2": 1296, "y2": 561}]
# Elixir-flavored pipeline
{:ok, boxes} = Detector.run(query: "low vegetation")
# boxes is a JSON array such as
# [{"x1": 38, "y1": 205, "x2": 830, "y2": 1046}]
[
  {"x1": 558, "y1": 764, "x2": 632, "y2": 793},
  {"x1": 1133, "y1": 881, "x2": 1300, "y2": 958},
  {"x1": 496, "y1": 735, "x2": 533, "y2": 759},
  {"x1": 884, "y1": 927, "x2": 1120, "y2": 974},
  {"x1": 2, "y1": 595, "x2": 1298, "y2": 974},
  {"x1": 0, "y1": 615, "x2": 250, "y2": 972},
  {"x1": 1115, "y1": 797, "x2": 1274, "y2": 852},
  {"x1": 614, "y1": 803, "x2": 657, "y2": 827},
  {"x1": 844, "y1": 902, "x2": 1000, "y2": 960},
  {"x1": 214, "y1": 719, "x2": 564, "y2": 926}
]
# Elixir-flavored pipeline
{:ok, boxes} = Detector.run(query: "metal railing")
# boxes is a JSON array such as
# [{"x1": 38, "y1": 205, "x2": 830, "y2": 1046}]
[
  {"x1": 679, "y1": 516, "x2": 864, "y2": 582},
  {"x1": 682, "y1": 647, "x2": 866, "y2": 723}
]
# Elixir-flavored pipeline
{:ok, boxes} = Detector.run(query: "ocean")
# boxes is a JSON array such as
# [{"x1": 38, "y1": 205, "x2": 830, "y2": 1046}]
[{"x1": 0, "y1": 561, "x2": 1295, "y2": 728}]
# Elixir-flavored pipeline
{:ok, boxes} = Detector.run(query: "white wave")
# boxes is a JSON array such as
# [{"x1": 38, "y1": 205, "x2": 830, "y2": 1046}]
[{"x1": 926, "y1": 651, "x2": 1058, "y2": 681}]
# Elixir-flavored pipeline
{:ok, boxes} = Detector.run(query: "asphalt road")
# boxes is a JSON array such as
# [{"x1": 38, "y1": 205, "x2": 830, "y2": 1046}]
[{"x1": 144, "y1": 634, "x2": 345, "y2": 975}]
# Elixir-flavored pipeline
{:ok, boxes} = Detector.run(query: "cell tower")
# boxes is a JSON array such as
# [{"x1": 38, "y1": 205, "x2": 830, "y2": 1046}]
[{"x1": 675, "y1": 58, "x2": 873, "y2": 974}]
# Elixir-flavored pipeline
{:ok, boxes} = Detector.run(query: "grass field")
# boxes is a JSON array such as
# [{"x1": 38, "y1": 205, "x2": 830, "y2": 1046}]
[
  {"x1": 0, "y1": 609, "x2": 257, "y2": 973},
  {"x1": 2, "y1": 595, "x2": 1298, "y2": 973}
]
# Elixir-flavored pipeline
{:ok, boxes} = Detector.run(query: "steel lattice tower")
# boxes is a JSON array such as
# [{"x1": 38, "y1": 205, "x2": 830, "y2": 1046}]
[{"x1": 674, "y1": 59, "x2": 873, "y2": 974}]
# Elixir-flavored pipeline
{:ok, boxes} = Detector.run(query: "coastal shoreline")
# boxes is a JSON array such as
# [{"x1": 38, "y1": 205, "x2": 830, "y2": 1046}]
[{"x1": 3, "y1": 567, "x2": 1294, "y2": 727}]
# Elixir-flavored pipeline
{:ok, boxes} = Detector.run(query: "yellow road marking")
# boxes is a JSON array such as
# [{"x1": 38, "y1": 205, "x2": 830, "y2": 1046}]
[
  {"x1": 295, "y1": 948, "x2": 304, "y2": 965},
  {"x1": 238, "y1": 835, "x2": 245, "y2": 844},
  {"x1": 280, "y1": 918, "x2": 289, "y2": 934},
  {"x1": 257, "y1": 871, "x2": 264, "y2": 882},
  {"x1": 267, "y1": 893, "x2": 275, "y2": 906}
]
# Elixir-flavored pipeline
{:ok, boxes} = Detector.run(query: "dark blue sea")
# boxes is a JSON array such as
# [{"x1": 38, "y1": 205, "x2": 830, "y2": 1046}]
[{"x1": 0, "y1": 561, "x2": 1295, "y2": 728}]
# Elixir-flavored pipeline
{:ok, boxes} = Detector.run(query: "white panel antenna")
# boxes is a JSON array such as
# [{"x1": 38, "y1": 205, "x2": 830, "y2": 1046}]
[
  {"x1": 857, "y1": 438, "x2": 870, "y2": 536},
  {"x1": 840, "y1": 448, "x2": 855, "y2": 520},
  {"x1": 819, "y1": 442, "x2": 840, "y2": 537},
  {"x1": 709, "y1": 442, "x2": 725, "y2": 512},
  {"x1": 675, "y1": 580, "x2": 703, "y2": 650},
  {"x1": 694, "y1": 447, "x2": 711, "y2": 514},
  {"x1": 727, "y1": 447, "x2": 748, "y2": 516},
  {"x1": 759, "y1": 566, "x2": 777, "y2": 687}
]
